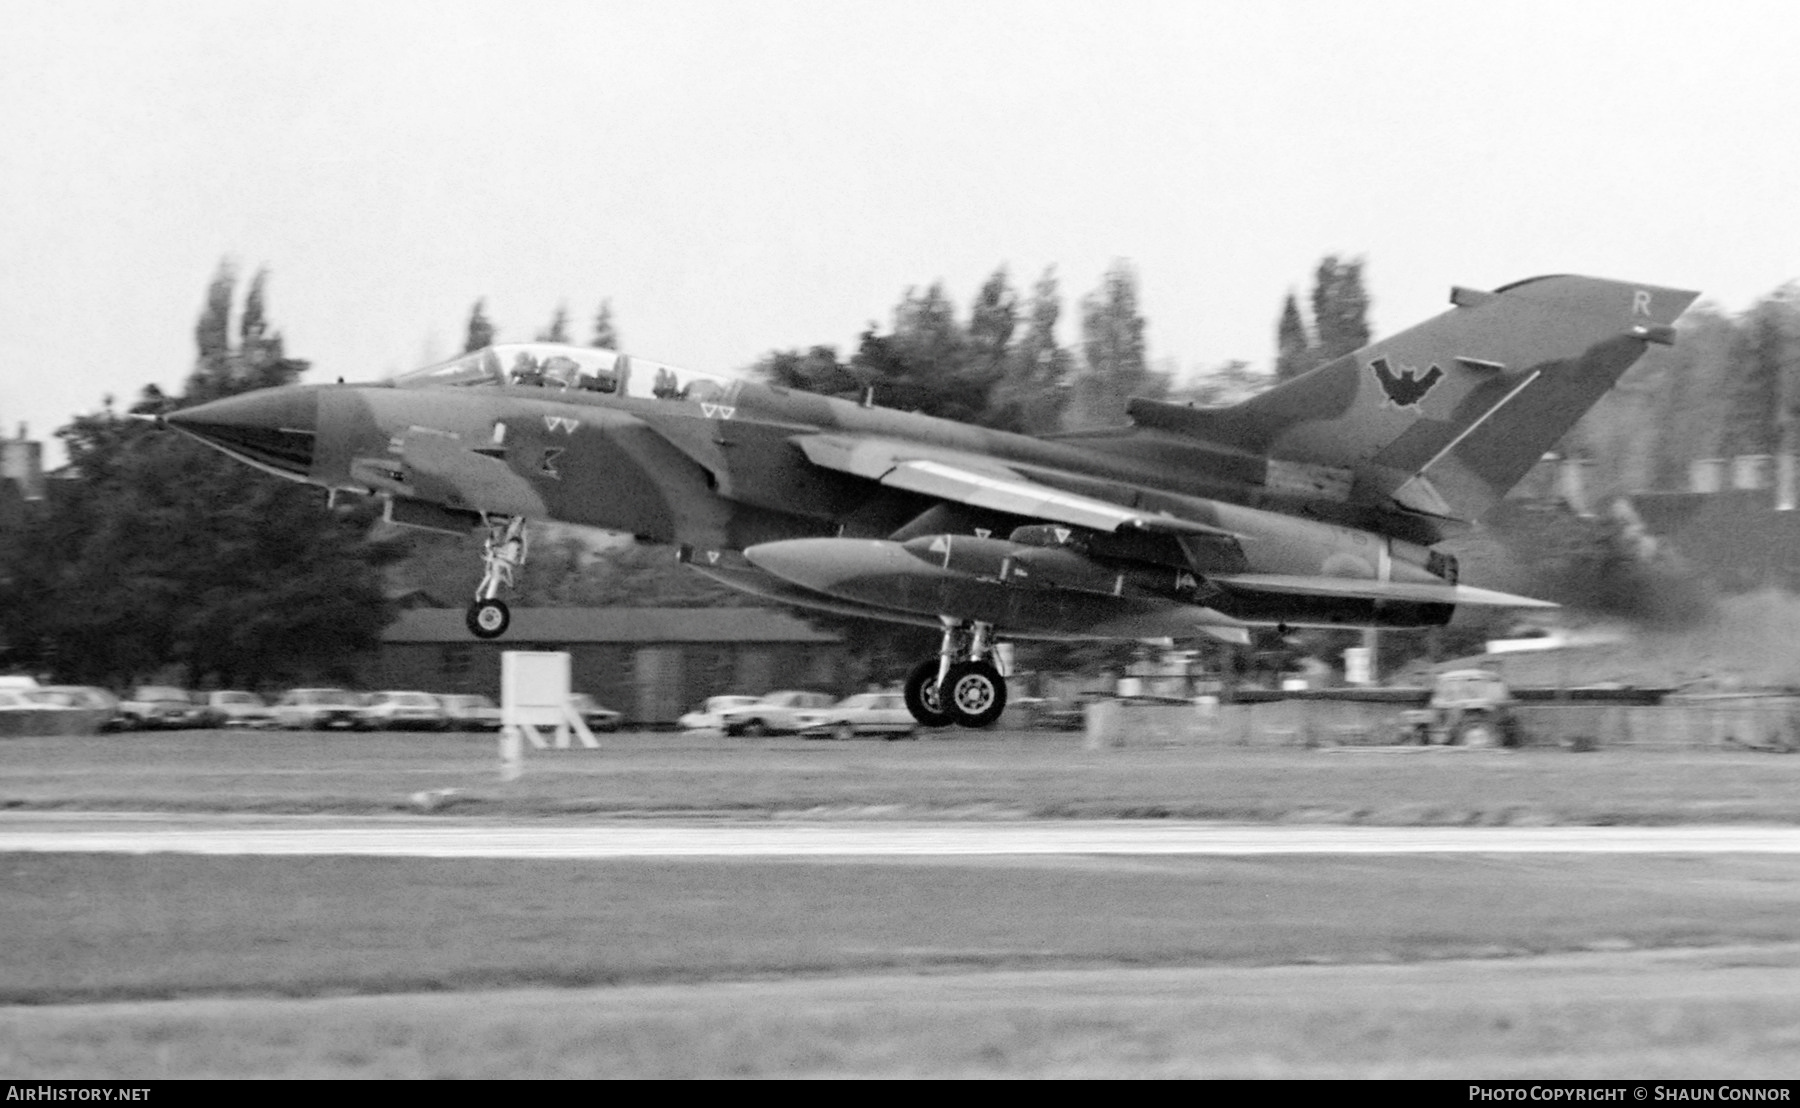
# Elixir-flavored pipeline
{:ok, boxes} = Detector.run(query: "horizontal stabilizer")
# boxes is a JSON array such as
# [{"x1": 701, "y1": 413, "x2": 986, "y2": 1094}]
[{"x1": 1210, "y1": 573, "x2": 1557, "y2": 609}]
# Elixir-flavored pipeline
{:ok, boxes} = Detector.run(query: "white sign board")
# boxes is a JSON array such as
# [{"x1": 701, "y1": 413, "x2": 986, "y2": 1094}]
[
  {"x1": 499, "y1": 651, "x2": 597, "y2": 780},
  {"x1": 503, "y1": 650, "x2": 572, "y2": 727},
  {"x1": 1344, "y1": 646, "x2": 1372, "y2": 687}
]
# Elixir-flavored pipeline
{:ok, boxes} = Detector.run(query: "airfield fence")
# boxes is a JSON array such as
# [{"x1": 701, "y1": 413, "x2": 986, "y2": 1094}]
[{"x1": 1082, "y1": 695, "x2": 1800, "y2": 752}]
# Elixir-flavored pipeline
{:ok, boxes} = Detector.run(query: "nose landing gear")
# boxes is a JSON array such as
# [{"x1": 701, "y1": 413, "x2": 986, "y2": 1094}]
[
  {"x1": 903, "y1": 620, "x2": 1008, "y2": 729},
  {"x1": 466, "y1": 515, "x2": 528, "y2": 639}
]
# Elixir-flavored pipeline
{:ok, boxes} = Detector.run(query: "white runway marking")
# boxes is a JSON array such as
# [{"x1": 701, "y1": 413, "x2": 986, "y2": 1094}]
[{"x1": 4, "y1": 814, "x2": 1800, "y2": 857}]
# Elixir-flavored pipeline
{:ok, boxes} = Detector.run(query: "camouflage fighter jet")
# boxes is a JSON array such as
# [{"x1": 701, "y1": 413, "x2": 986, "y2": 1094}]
[{"x1": 166, "y1": 275, "x2": 1697, "y2": 728}]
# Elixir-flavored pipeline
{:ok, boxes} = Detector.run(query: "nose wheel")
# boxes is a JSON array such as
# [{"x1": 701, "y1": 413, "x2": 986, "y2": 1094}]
[
  {"x1": 903, "y1": 621, "x2": 1008, "y2": 728},
  {"x1": 467, "y1": 515, "x2": 528, "y2": 640},
  {"x1": 467, "y1": 598, "x2": 510, "y2": 639}
]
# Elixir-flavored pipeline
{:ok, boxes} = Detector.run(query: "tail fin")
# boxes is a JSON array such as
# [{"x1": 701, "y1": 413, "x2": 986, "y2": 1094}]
[{"x1": 1130, "y1": 275, "x2": 1699, "y2": 522}]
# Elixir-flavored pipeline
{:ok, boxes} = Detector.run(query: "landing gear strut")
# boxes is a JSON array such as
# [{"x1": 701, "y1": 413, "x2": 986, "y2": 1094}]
[
  {"x1": 903, "y1": 620, "x2": 1008, "y2": 729},
  {"x1": 466, "y1": 515, "x2": 528, "y2": 639}
]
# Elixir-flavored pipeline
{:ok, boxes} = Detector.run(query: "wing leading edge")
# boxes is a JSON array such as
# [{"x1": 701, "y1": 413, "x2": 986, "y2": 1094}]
[{"x1": 791, "y1": 434, "x2": 1236, "y2": 538}]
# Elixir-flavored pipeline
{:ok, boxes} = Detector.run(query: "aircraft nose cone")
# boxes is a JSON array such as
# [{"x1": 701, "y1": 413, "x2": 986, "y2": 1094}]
[{"x1": 165, "y1": 387, "x2": 318, "y2": 478}]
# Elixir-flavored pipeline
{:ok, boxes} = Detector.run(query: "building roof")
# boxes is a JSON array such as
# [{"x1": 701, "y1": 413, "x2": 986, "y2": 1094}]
[{"x1": 383, "y1": 606, "x2": 840, "y2": 645}]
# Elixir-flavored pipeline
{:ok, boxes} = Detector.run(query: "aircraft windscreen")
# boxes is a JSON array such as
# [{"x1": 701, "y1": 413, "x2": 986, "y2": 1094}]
[{"x1": 391, "y1": 343, "x2": 739, "y2": 404}]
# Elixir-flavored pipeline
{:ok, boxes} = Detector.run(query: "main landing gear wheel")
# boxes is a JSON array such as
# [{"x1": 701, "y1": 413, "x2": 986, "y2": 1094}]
[
  {"x1": 903, "y1": 660, "x2": 956, "y2": 728},
  {"x1": 467, "y1": 598, "x2": 510, "y2": 639},
  {"x1": 945, "y1": 660, "x2": 1007, "y2": 729}
]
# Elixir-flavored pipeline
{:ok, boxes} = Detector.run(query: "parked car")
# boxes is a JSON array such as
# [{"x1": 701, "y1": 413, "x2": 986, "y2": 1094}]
[
  {"x1": 25, "y1": 686, "x2": 124, "y2": 732},
  {"x1": 356, "y1": 690, "x2": 450, "y2": 731},
  {"x1": 568, "y1": 693, "x2": 622, "y2": 733},
  {"x1": 796, "y1": 691, "x2": 918, "y2": 741},
  {"x1": 677, "y1": 695, "x2": 761, "y2": 732},
  {"x1": 28, "y1": 685, "x2": 120, "y2": 710},
  {"x1": 719, "y1": 690, "x2": 836, "y2": 736},
  {"x1": 200, "y1": 690, "x2": 272, "y2": 729},
  {"x1": 271, "y1": 688, "x2": 365, "y2": 731},
  {"x1": 0, "y1": 689, "x2": 80, "y2": 735},
  {"x1": 118, "y1": 686, "x2": 207, "y2": 730},
  {"x1": 440, "y1": 693, "x2": 502, "y2": 732}
]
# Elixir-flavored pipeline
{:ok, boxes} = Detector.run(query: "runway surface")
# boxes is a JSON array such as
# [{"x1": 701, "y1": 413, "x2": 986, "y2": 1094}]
[{"x1": 6, "y1": 812, "x2": 1800, "y2": 856}]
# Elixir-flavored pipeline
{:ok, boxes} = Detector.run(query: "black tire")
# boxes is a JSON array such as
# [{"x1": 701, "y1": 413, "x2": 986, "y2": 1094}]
[
  {"x1": 1455, "y1": 714, "x2": 1500, "y2": 748},
  {"x1": 467, "y1": 599, "x2": 510, "y2": 639},
  {"x1": 743, "y1": 718, "x2": 769, "y2": 738},
  {"x1": 945, "y1": 660, "x2": 1007, "y2": 729},
  {"x1": 903, "y1": 660, "x2": 956, "y2": 728},
  {"x1": 834, "y1": 722, "x2": 854, "y2": 742}
]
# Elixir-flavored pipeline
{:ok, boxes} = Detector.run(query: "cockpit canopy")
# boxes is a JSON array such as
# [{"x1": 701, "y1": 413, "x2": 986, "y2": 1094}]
[{"x1": 391, "y1": 343, "x2": 740, "y2": 406}]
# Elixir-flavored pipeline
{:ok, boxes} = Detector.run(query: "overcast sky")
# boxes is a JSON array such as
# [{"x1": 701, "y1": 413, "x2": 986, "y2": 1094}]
[{"x1": 4, "y1": 0, "x2": 1797, "y2": 462}]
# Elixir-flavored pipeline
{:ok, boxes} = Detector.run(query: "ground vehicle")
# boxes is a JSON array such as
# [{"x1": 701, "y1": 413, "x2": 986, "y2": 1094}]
[
  {"x1": 1030, "y1": 692, "x2": 1115, "y2": 732},
  {"x1": 796, "y1": 691, "x2": 918, "y2": 740},
  {"x1": 271, "y1": 688, "x2": 365, "y2": 730},
  {"x1": 1399, "y1": 669, "x2": 1520, "y2": 747},
  {"x1": 677, "y1": 695, "x2": 761, "y2": 732},
  {"x1": 27, "y1": 686, "x2": 124, "y2": 731},
  {"x1": 118, "y1": 686, "x2": 207, "y2": 730},
  {"x1": 568, "y1": 693, "x2": 622, "y2": 732},
  {"x1": 0, "y1": 689, "x2": 78, "y2": 734},
  {"x1": 201, "y1": 690, "x2": 271, "y2": 729},
  {"x1": 440, "y1": 694, "x2": 502, "y2": 731},
  {"x1": 356, "y1": 690, "x2": 449, "y2": 731},
  {"x1": 720, "y1": 690, "x2": 836, "y2": 736}
]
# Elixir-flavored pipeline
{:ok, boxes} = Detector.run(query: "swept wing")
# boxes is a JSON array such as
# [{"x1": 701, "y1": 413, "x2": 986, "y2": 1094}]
[{"x1": 791, "y1": 434, "x2": 1236, "y2": 538}]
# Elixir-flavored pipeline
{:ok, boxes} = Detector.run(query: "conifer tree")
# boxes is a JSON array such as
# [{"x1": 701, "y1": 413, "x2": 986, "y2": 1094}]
[
  {"x1": 965, "y1": 267, "x2": 1018, "y2": 386},
  {"x1": 538, "y1": 302, "x2": 571, "y2": 344},
  {"x1": 463, "y1": 299, "x2": 496, "y2": 353},
  {"x1": 591, "y1": 298, "x2": 619, "y2": 349},
  {"x1": 1275, "y1": 291, "x2": 1313, "y2": 381},
  {"x1": 1310, "y1": 255, "x2": 1372, "y2": 364},
  {"x1": 988, "y1": 267, "x2": 1072, "y2": 433},
  {"x1": 1723, "y1": 296, "x2": 1799, "y2": 457},
  {"x1": 1065, "y1": 260, "x2": 1164, "y2": 426},
  {"x1": 192, "y1": 259, "x2": 236, "y2": 386}
]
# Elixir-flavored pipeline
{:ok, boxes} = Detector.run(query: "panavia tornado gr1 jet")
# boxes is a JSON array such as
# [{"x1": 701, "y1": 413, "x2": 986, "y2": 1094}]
[{"x1": 166, "y1": 274, "x2": 1697, "y2": 728}]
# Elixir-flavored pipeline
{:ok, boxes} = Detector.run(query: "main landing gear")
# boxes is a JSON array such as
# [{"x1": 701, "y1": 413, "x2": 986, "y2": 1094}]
[
  {"x1": 903, "y1": 620, "x2": 1008, "y2": 729},
  {"x1": 466, "y1": 515, "x2": 528, "y2": 639}
]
